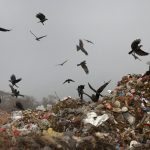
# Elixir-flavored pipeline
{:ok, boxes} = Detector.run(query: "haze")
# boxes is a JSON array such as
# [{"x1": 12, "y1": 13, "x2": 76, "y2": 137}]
[{"x1": 0, "y1": 0, "x2": 149, "y2": 100}]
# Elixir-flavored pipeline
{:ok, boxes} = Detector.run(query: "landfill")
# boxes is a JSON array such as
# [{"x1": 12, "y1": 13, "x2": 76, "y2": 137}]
[{"x1": 0, "y1": 73, "x2": 149, "y2": 149}]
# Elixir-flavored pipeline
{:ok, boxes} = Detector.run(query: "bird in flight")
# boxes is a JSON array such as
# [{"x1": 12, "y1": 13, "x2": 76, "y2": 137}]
[
  {"x1": 30, "y1": 30, "x2": 47, "y2": 41},
  {"x1": 9, "y1": 74, "x2": 22, "y2": 87},
  {"x1": 86, "y1": 80, "x2": 111, "y2": 102},
  {"x1": 0, "y1": 27, "x2": 11, "y2": 32},
  {"x1": 36, "y1": 13, "x2": 48, "y2": 25},
  {"x1": 63, "y1": 79, "x2": 75, "y2": 84},
  {"x1": 16, "y1": 101, "x2": 24, "y2": 110},
  {"x1": 77, "y1": 60, "x2": 89, "y2": 74},
  {"x1": 57, "y1": 60, "x2": 68, "y2": 66},
  {"x1": 84, "y1": 39, "x2": 94, "y2": 44},
  {"x1": 129, "y1": 39, "x2": 149, "y2": 56},
  {"x1": 76, "y1": 40, "x2": 88, "y2": 55},
  {"x1": 9, "y1": 84, "x2": 24, "y2": 98}
]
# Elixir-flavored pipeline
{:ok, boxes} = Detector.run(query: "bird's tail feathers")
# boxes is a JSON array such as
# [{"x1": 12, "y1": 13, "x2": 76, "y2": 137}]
[{"x1": 128, "y1": 50, "x2": 133, "y2": 54}]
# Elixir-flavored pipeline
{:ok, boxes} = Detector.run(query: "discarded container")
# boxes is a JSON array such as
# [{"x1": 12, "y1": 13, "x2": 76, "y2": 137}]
[
  {"x1": 83, "y1": 112, "x2": 109, "y2": 127},
  {"x1": 11, "y1": 111, "x2": 23, "y2": 121}
]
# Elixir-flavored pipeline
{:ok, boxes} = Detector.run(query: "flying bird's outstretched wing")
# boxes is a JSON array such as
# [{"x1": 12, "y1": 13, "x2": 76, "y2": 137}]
[
  {"x1": 134, "y1": 49, "x2": 149, "y2": 56},
  {"x1": 63, "y1": 79, "x2": 75, "y2": 84},
  {"x1": 84, "y1": 39, "x2": 94, "y2": 44},
  {"x1": 81, "y1": 48, "x2": 88, "y2": 55},
  {"x1": 68, "y1": 79, "x2": 75, "y2": 82},
  {"x1": 60, "y1": 60, "x2": 68, "y2": 66},
  {"x1": 0, "y1": 27, "x2": 11, "y2": 32},
  {"x1": 88, "y1": 83, "x2": 97, "y2": 93},
  {"x1": 38, "y1": 35, "x2": 47, "y2": 40},
  {"x1": 30, "y1": 30, "x2": 37, "y2": 38},
  {"x1": 15, "y1": 78, "x2": 22, "y2": 83},
  {"x1": 77, "y1": 61, "x2": 89, "y2": 74},
  {"x1": 97, "y1": 80, "x2": 111, "y2": 94}
]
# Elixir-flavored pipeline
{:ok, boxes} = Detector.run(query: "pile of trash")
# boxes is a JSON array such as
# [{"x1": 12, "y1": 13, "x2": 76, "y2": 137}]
[{"x1": 0, "y1": 73, "x2": 149, "y2": 149}]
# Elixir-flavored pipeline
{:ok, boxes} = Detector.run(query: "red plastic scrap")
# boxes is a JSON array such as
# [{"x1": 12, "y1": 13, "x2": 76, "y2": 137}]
[
  {"x1": 0, "y1": 128, "x2": 6, "y2": 132},
  {"x1": 12, "y1": 129, "x2": 21, "y2": 137}
]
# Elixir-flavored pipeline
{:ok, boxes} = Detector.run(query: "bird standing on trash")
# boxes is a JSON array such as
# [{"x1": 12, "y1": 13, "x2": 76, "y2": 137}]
[
  {"x1": 0, "y1": 27, "x2": 11, "y2": 32},
  {"x1": 84, "y1": 80, "x2": 111, "y2": 102},
  {"x1": 9, "y1": 74, "x2": 22, "y2": 87},
  {"x1": 36, "y1": 13, "x2": 48, "y2": 25},
  {"x1": 77, "y1": 60, "x2": 89, "y2": 74},
  {"x1": 77, "y1": 85, "x2": 85, "y2": 101},
  {"x1": 63, "y1": 79, "x2": 75, "y2": 84},
  {"x1": 129, "y1": 39, "x2": 149, "y2": 56},
  {"x1": 16, "y1": 101, "x2": 24, "y2": 110},
  {"x1": 76, "y1": 40, "x2": 88, "y2": 55},
  {"x1": 9, "y1": 84, "x2": 24, "y2": 98},
  {"x1": 30, "y1": 30, "x2": 47, "y2": 41}
]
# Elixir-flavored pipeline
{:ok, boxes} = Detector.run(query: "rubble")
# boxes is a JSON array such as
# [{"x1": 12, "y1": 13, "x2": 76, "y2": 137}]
[{"x1": 0, "y1": 73, "x2": 149, "y2": 149}]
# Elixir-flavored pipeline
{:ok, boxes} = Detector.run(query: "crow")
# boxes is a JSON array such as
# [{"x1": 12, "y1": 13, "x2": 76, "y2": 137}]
[
  {"x1": 86, "y1": 80, "x2": 111, "y2": 102},
  {"x1": 63, "y1": 79, "x2": 75, "y2": 84},
  {"x1": 77, "y1": 60, "x2": 89, "y2": 74},
  {"x1": 77, "y1": 85, "x2": 85, "y2": 100},
  {"x1": 9, "y1": 74, "x2": 22, "y2": 87},
  {"x1": 76, "y1": 40, "x2": 88, "y2": 55},
  {"x1": 16, "y1": 101, "x2": 24, "y2": 110},
  {"x1": 30, "y1": 30, "x2": 47, "y2": 41},
  {"x1": 57, "y1": 60, "x2": 68, "y2": 66},
  {"x1": 0, "y1": 27, "x2": 11, "y2": 32},
  {"x1": 84, "y1": 39, "x2": 94, "y2": 44},
  {"x1": 129, "y1": 39, "x2": 149, "y2": 56},
  {"x1": 9, "y1": 84, "x2": 24, "y2": 98},
  {"x1": 36, "y1": 13, "x2": 48, "y2": 25}
]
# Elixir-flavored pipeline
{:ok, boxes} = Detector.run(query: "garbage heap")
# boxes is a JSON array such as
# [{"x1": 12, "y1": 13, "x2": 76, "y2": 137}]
[{"x1": 0, "y1": 74, "x2": 149, "y2": 150}]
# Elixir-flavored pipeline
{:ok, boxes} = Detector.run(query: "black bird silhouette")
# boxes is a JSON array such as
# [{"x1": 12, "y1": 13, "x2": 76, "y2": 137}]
[
  {"x1": 76, "y1": 40, "x2": 88, "y2": 55},
  {"x1": 57, "y1": 60, "x2": 68, "y2": 66},
  {"x1": 77, "y1": 60, "x2": 89, "y2": 74},
  {"x1": 36, "y1": 13, "x2": 48, "y2": 25},
  {"x1": 77, "y1": 85, "x2": 85, "y2": 100},
  {"x1": 9, "y1": 84, "x2": 24, "y2": 98},
  {"x1": 0, "y1": 27, "x2": 11, "y2": 32},
  {"x1": 30, "y1": 30, "x2": 47, "y2": 41},
  {"x1": 63, "y1": 79, "x2": 75, "y2": 84},
  {"x1": 129, "y1": 39, "x2": 149, "y2": 56},
  {"x1": 16, "y1": 101, "x2": 24, "y2": 110},
  {"x1": 85, "y1": 80, "x2": 111, "y2": 102},
  {"x1": 84, "y1": 39, "x2": 94, "y2": 44},
  {"x1": 9, "y1": 74, "x2": 22, "y2": 87}
]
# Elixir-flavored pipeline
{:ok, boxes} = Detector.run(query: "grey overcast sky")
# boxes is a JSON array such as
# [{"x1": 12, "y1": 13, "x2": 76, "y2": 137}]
[{"x1": 0, "y1": 0, "x2": 150, "y2": 100}]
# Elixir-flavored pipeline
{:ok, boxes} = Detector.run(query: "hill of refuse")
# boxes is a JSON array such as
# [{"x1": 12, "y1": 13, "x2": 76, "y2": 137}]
[{"x1": 0, "y1": 73, "x2": 149, "y2": 149}]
